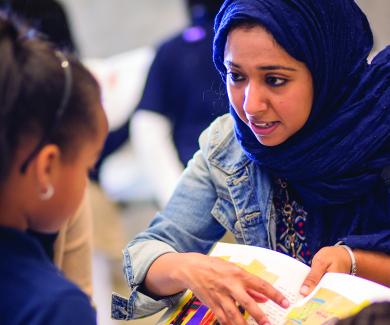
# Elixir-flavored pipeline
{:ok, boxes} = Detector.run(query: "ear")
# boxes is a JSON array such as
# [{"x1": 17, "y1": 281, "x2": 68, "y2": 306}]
[{"x1": 34, "y1": 144, "x2": 61, "y2": 191}]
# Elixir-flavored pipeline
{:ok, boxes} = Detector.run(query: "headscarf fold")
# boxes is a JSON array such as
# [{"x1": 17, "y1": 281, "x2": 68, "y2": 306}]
[{"x1": 213, "y1": 0, "x2": 390, "y2": 205}]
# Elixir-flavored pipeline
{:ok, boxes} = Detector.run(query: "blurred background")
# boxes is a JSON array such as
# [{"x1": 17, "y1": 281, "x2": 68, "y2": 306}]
[
  {"x1": 14, "y1": 0, "x2": 390, "y2": 324},
  {"x1": 61, "y1": 0, "x2": 187, "y2": 58},
  {"x1": 60, "y1": 0, "x2": 389, "y2": 59}
]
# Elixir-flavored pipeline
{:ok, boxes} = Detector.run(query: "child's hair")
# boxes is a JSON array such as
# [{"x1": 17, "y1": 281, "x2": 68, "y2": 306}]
[{"x1": 0, "y1": 12, "x2": 101, "y2": 182}]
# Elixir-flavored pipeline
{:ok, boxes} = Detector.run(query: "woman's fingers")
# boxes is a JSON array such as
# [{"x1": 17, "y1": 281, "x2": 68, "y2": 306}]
[
  {"x1": 217, "y1": 296, "x2": 248, "y2": 325},
  {"x1": 213, "y1": 292, "x2": 269, "y2": 325},
  {"x1": 183, "y1": 254, "x2": 289, "y2": 323},
  {"x1": 300, "y1": 249, "x2": 330, "y2": 296},
  {"x1": 249, "y1": 273, "x2": 290, "y2": 308},
  {"x1": 231, "y1": 288, "x2": 270, "y2": 325},
  {"x1": 198, "y1": 291, "x2": 246, "y2": 325},
  {"x1": 300, "y1": 246, "x2": 352, "y2": 296},
  {"x1": 247, "y1": 288, "x2": 268, "y2": 303},
  {"x1": 194, "y1": 276, "x2": 272, "y2": 324}
]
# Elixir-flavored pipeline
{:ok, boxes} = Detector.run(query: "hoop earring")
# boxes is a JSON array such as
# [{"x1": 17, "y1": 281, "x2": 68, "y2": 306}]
[{"x1": 40, "y1": 184, "x2": 54, "y2": 201}]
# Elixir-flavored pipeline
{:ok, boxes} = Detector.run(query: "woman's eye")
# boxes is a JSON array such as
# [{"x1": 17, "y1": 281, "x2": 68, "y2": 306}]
[
  {"x1": 227, "y1": 72, "x2": 244, "y2": 83},
  {"x1": 266, "y1": 76, "x2": 287, "y2": 87}
]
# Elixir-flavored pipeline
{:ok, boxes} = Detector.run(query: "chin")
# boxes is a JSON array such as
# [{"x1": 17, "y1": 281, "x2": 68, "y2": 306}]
[
  {"x1": 255, "y1": 136, "x2": 284, "y2": 147},
  {"x1": 30, "y1": 219, "x2": 66, "y2": 234},
  {"x1": 30, "y1": 225, "x2": 62, "y2": 234}
]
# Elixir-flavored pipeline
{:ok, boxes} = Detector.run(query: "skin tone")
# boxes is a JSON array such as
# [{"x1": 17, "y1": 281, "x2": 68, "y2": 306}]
[
  {"x1": 0, "y1": 104, "x2": 108, "y2": 234},
  {"x1": 144, "y1": 25, "x2": 390, "y2": 325}
]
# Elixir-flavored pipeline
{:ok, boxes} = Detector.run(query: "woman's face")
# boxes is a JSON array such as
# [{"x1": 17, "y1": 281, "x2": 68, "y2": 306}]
[{"x1": 224, "y1": 25, "x2": 313, "y2": 146}]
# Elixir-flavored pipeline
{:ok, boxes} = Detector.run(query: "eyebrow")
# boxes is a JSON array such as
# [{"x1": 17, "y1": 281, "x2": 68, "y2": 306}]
[{"x1": 224, "y1": 60, "x2": 297, "y2": 71}]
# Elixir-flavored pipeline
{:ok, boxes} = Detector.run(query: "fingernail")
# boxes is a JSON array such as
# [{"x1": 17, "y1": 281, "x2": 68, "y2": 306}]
[
  {"x1": 300, "y1": 285, "x2": 309, "y2": 295},
  {"x1": 281, "y1": 298, "x2": 290, "y2": 308}
]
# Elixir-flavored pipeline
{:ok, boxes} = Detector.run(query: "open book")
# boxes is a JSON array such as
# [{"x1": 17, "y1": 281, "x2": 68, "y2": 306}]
[{"x1": 158, "y1": 242, "x2": 390, "y2": 325}]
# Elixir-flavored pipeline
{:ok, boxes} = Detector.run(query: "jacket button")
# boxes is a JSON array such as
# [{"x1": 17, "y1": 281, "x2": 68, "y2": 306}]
[{"x1": 234, "y1": 221, "x2": 242, "y2": 232}]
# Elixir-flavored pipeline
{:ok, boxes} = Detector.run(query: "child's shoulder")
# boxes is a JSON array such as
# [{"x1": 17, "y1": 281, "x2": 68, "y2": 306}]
[{"x1": 0, "y1": 227, "x2": 95, "y2": 324}]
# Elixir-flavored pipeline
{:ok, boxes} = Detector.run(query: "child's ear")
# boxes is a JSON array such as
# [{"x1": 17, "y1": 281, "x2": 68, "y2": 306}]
[{"x1": 34, "y1": 144, "x2": 61, "y2": 189}]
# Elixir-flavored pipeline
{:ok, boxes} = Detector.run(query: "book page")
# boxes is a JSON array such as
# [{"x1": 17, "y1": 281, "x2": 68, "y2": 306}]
[
  {"x1": 158, "y1": 243, "x2": 390, "y2": 325},
  {"x1": 284, "y1": 273, "x2": 390, "y2": 324},
  {"x1": 158, "y1": 242, "x2": 310, "y2": 325},
  {"x1": 211, "y1": 242, "x2": 310, "y2": 324},
  {"x1": 316, "y1": 273, "x2": 390, "y2": 303}
]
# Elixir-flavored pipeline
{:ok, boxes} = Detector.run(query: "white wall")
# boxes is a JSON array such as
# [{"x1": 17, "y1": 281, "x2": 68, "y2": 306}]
[
  {"x1": 59, "y1": 0, "x2": 187, "y2": 58},
  {"x1": 356, "y1": 0, "x2": 390, "y2": 52}
]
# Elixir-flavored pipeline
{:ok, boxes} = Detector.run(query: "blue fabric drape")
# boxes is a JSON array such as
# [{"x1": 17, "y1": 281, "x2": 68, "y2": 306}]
[{"x1": 213, "y1": 0, "x2": 390, "y2": 206}]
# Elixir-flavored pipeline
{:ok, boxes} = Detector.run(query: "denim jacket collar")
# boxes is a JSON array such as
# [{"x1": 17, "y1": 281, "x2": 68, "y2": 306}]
[{"x1": 207, "y1": 118, "x2": 251, "y2": 175}]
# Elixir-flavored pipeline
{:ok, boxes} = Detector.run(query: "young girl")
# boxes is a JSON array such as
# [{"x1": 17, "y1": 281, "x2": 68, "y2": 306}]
[
  {"x1": 112, "y1": 0, "x2": 390, "y2": 324},
  {"x1": 0, "y1": 14, "x2": 107, "y2": 324}
]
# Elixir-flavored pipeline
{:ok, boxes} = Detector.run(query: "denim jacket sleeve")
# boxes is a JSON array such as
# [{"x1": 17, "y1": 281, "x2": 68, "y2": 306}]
[{"x1": 111, "y1": 116, "x2": 232, "y2": 320}]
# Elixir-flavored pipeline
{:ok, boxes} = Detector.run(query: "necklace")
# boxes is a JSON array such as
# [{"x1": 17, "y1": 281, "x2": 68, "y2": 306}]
[{"x1": 274, "y1": 178, "x2": 311, "y2": 264}]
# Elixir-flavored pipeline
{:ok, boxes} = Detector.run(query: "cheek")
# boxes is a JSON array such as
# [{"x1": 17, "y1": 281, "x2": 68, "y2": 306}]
[
  {"x1": 63, "y1": 181, "x2": 86, "y2": 220},
  {"x1": 60, "y1": 170, "x2": 87, "y2": 209},
  {"x1": 293, "y1": 89, "x2": 313, "y2": 123},
  {"x1": 227, "y1": 84, "x2": 246, "y2": 120},
  {"x1": 278, "y1": 98, "x2": 311, "y2": 130},
  {"x1": 74, "y1": 175, "x2": 88, "y2": 202},
  {"x1": 296, "y1": 76, "x2": 313, "y2": 122}
]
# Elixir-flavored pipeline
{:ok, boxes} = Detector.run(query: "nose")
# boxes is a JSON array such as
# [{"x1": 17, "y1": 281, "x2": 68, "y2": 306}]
[{"x1": 243, "y1": 82, "x2": 268, "y2": 116}]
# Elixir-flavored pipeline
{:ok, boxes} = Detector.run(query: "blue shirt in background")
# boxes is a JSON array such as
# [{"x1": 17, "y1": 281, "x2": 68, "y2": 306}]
[{"x1": 136, "y1": 20, "x2": 229, "y2": 165}]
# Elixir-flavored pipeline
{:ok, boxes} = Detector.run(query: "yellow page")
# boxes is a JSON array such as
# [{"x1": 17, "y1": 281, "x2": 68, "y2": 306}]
[{"x1": 285, "y1": 273, "x2": 390, "y2": 324}]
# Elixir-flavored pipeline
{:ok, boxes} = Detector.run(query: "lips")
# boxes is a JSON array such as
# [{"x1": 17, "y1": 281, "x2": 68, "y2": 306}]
[
  {"x1": 253, "y1": 121, "x2": 277, "y2": 128},
  {"x1": 249, "y1": 120, "x2": 280, "y2": 136}
]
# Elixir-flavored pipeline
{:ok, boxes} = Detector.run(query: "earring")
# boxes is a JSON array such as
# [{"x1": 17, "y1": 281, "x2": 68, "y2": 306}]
[{"x1": 40, "y1": 184, "x2": 55, "y2": 201}]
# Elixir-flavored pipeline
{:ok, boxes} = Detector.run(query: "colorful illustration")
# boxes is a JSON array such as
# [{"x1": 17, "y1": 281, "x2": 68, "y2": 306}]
[
  {"x1": 163, "y1": 291, "x2": 248, "y2": 325},
  {"x1": 285, "y1": 288, "x2": 370, "y2": 325}
]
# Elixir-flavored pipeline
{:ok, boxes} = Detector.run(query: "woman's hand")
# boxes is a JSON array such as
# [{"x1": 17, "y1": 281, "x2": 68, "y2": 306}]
[
  {"x1": 300, "y1": 246, "x2": 351, "y2": 296},
  {"x1": 172, "y1": 252, "x2": 289, "y2": 325}
]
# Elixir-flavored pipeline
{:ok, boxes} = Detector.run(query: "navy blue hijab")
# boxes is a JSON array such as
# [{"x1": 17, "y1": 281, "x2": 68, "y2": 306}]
[
  {"x1": 214, "y1": 0, "x2": 390, "y2": 253},
  {"x1": 213, "y1": 0, "x2": 390, "y2": 207}
]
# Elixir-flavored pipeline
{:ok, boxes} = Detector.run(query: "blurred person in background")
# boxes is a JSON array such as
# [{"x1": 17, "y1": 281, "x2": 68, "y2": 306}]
[{"x1": 99, "y1": 0, "x2": 228, "y2": 207}]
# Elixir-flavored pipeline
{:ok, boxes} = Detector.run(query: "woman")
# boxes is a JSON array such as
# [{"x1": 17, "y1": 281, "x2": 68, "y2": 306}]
[{"x1": 112, "y1": 0, "x2": 390, "y2": 324}]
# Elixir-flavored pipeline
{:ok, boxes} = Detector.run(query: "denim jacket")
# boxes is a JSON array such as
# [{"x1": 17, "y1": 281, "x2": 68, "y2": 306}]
[{"x1": 112, "y1": 114, "x2": 390, "y2": 320}]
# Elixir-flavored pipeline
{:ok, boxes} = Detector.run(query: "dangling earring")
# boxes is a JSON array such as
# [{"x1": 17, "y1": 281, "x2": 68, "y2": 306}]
[{"x1": 40, "y1": 184, "x2": 55, "y2": 200}]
